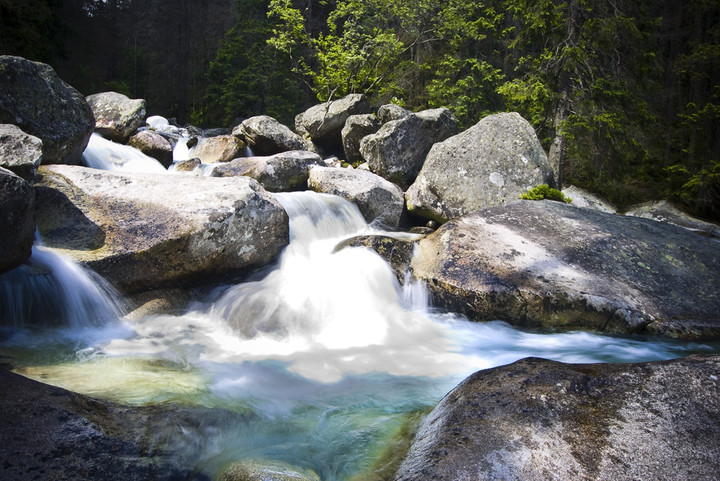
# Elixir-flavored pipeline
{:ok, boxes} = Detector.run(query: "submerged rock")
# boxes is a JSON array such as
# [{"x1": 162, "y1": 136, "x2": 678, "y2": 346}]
[
  {"x1": 409, "y1": 200, "x2": 720, "y2": 339},
  {"x1": 213, "y1": 150, "x2": 325, "y2": 192},
  {"x1": 360, "y1": 107, "x2": 458, "y2": 189},
  {"x1": 34, "y1": 165, "x2": 289, "y2": 294},
  {"x1": 308, "y1": 165, "x2": 405, "y2": 228},
  {"x1": 0, "y1": 167, "x2": 35, "y2": 274},
  {"x1": 86, "y1": 91, "x2": 146, "y2": 143},
  {"x1": 0, "y1": 55, "x2": 94, "y2": 165},
  {"x1": 0, "y1": 123, "x2": 43, "y2": 181},
  {"x1": 406, "y1": 112, "x2": 554, "y2": 223},
  {"x1": 396, "y1": 355, "x2": 720, "y2": 481},
  {"x1": 234, "y1": 115, "x2": 313, "y2": 156},
  {"x1": 218, "y1": 459, "x2": 320, "y2": 481}
]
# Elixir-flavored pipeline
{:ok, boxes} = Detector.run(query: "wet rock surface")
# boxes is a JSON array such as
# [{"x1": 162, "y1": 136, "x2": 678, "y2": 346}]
[{"x1": 396, "y1": 355, "x2": 720, "y2": 481}]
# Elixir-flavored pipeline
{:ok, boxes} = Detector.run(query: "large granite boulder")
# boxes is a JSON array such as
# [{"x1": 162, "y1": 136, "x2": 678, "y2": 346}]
[
  {"x1": 233, "y1": 115, "x2": 313, "y2": 156},
  {"x1": 626, "y1": 200, "x2": 720, "y2": 239},
  {"x1": 308, "y1": 165, "x2": 405, "y2": 228},
  {"x1": 0, "y1": 124, "x2": 43, "y2": 181},
  {"x1": 396, "y1": 355, "x2": 720, "y2": 481},
  {"x1": 127, "y1": 130, "x2": 174, "y2": 168},
  {"x1": 409, "y1": 200, "x2": 720, "y2": 340},
  {"x1": 213, "y1": 150, "x2": 325, "y2": 192},
  {"x1": 406, "y1": 112, "x2": 555, "y2": 223},
  {"x1": 341, "y1": 114, "x2": 380, "y2": 164},
  {"x1": 0, "y1": 167, "x2": 35, "y2": 274},
  {"x1": 0, "y1": 55, "x2": 94, "y2": 165},
  {"x1": 376, "y1": 103, "x2": 411, "y2": 123},
  {"x1": 360, "y1": 107, "x2": 458, "y2": 189},
  {"x1": 34, "y1": 165, "x2": 289, "y2": 294},
  {"x1": 189, "y1": 134, "x2": 246, "y2": 164},
  {"x1": 295, "y1": 94, "x2": 371, "y2": 152},
  {"x1": 85, "y1": 91, "x2": 146, "y2": 143}
]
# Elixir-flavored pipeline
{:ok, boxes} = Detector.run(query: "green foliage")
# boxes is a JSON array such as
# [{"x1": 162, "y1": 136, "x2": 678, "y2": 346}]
[{"x1": 520, "y1": 184, "x2": 572, "y2": 203}]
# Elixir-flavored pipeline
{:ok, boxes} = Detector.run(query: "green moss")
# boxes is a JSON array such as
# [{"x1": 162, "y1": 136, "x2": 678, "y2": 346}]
[{"x1": 519, "y1": 184, "x2": 572, "y2": 203}]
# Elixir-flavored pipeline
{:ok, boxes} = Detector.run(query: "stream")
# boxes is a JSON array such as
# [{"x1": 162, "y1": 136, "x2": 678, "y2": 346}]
[{"x1": 0, "y1": 138, "x2": 716, "y2": 479}]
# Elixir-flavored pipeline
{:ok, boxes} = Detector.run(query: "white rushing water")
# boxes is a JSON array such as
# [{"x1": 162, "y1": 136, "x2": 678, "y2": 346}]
[
  {"x1": 1, "y1": 190, "x2": 716, "y2": 480},
  {"x1": 82, "y1": 132, "x2": 168, "y2": 173}
]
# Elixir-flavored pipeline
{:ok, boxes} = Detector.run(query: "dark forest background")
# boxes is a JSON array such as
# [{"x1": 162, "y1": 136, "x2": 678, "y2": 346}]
[{"x1": 1, "y1": 0, "x2": 718, "y2": 220}]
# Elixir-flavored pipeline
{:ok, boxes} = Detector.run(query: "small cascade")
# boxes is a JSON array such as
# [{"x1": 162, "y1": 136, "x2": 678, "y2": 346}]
[
  {"x1": 172, "y1": 135, "x2": 191, "y2": 162},
  {"x1": 82, "y1": 133, "x2": 167, "y2": 173},
  {"x1": 0, "y1": 245, "x2": 125, "y2": 329}
]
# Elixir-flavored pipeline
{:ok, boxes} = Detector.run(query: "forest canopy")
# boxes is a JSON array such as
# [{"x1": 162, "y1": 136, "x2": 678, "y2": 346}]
[{"x1": 1, "y1": 0, "x2": 718, "y2": 219}]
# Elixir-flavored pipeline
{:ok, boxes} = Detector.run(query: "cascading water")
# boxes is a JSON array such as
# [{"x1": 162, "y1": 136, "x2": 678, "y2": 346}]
[
  {"x1": 1, "y1": 190, "x2": 716, "y2": 479},
  {"x1": 82, "y1": 132, "x2": 167, "y2": 173}
]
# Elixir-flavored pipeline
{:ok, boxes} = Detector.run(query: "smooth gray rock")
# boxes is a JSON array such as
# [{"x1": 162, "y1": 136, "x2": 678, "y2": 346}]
[
  {"x1": 360, "y1": 108, "x2": 458, "y2": 189},
  {"x1": 127, "y1": 130, "x2": 173, "y2": 168},
  {"x1": 0, "y1": 167, "x2": 35, "y2": 274},
  {"x1": 562, "y1": 185, "x2": 616, "y2": 213},
  {"x1": 85, "y1": 91, "x2": 146, "y2": 143},
  {"x1": 409, "y1": 200, "x2": 720, "y2": 339},
  {"x1": 0, "y1": 55, "x2": 94, "y2": 165},
  {"x1": 396, "y1": 355, "x2": 720, "y2": 481},
  {"x1": 189, "y1": 134, "x2": 246, "y2": 164},
  {"x1": 341, "y1": 114, "x2": 380, "y2": 164},
  {"x1": 295, "y1": 94, "x2": 371, "y2": 151},
  {"x1": 308, "y1": 165, "x2": 405, "y2": 228},
  {"x1": 234, "y1": 115, "x2": 313, "y2": 156},
  {"x1": 213, "y1": 150, "x2": 325, "y2": 192},
  {"x1": 406, "y1": 112, "x2": 555, "y2": 223},
  {"x1": 376, "y1": 103, "x2": 410, "y2": 123},
  {"x1": 0, "y1": 124, "x2": 43, "y2": 181},
  {"x1": 626, "y1": 200, "x2": 720, "y2": 239},
  {"x1": 34, "y1": 165, "x2": 289, "y2": 294}
]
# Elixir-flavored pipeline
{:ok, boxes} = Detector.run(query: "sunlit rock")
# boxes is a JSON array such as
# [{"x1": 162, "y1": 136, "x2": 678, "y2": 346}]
[
  {"x1": 34, "y1": 165, "x2": 289, "y2": 294},
  {"x1": 406, "y1": 112, "x2": 554, "y2": 223},
  {"x1": 396, "y1": 355, "x2": 720, "y2": 480},
  {"x1": 409, "y1": 200, "x2": 720, "y2": 339},
  {"x1": 0, "y1": 167, "x2": 35, "y2": 274},
  {"x1": 0, "y1": 123, "x2": 43, "y2": 181},
  {"x1": 234, "y1": 115, "x2": 314, "y2": 155},
  {"x1": 360, "y1": 107, "x2": 458, "y2": 190},
  {"x1": 308, "y1": 165, "x2": 405, "y2": 228},
  {"x1": 562, "y1": 185, "x2": 617, "y2": 213},
  {"x1": 376, "y1": 102, "x2": 411, "y2": 123},
  {"x1": 0, "y1": 55, "x2": 94, "y2": 165},
  {"x1": 127, "y1": 130, "x2": 173, "y2": 168},
  {"x1": 86, "y1": 91, "x2": 146, "y2": 143},
  {"x1": 295, "y1": 94, "x2": 371, "y2": 153},
  {"x1": 626, "y1": 199, "x2": 720, "y2": 238},
  {"x1": 189, "y1": 134, "x2": 246, "y2": 163},
  {"x1": 213, "y1": 150, "x2": 324, "y2": 192}
]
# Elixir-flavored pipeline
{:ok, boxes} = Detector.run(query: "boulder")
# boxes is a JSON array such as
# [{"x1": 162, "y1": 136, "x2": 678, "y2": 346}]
[
  {"x1": 626, "y1": 200, "x2": 720, "y2": 239},
  {"x1": 396, "y1": 355, "x2": 720, "y2": 481},
  {"x1": 376, "y1": 103, "x2": 411, "y2": 123},
  {"x1": 233, "y1": 115, "x2": 313, "y2": 155},
  {"x1": 341, "y1": 114, "x2": 380, "y2": 165},
  {"x1": 562, "y1": 185, "x2": 616, "y2": 213},
  {"x1": 409, "y1": 200, "x2": 720, "y2": 340},
  {"x1": 308, "y1": 165, "x2": 405, "y2": 228},
  {"x1": 0, "y1": 124, "x2": 43, "y2": 181},
  {"x1": 360, "y1": 108, "x2": 458, "y2": 189},
  {"x1": 0, "y1": 55, "x2": 94, "y2": 165},
  {"x1": 218, "y1": 459, "x2": 321, "y2": 481},
  {"x1": 34, "y1": 165, "x2": 289, "y2": 294},
  {"x1": 85, "y1": 91, "x2": 146, "y2": 143},
  {"x1": 213, "y1": 150, "x2": 325, "y2": 192},
  {"x1": 406, "y1": 112, "x2": 555, "y2": 223},
  {"x1": 127, "y1": 130, "x2": 173, "y2": 168},
  {"x1": 169, "y1": 158, "x2": 202, "y2": 173},
  {"x1": 189, "y1": 134, "x2": 246, "y2": 164},
  {"x1": 0, "y1": 167, "x2": 35, "y2": 274},
  {"x1": 295, "y1": 94, "x2": 371, "y2": 152}
]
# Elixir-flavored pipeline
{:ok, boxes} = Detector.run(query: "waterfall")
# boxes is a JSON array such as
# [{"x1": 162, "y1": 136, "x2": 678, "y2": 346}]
[
  {"x1": 82, "y1": 133, "x2": 167, "y2": 173},
  {"x1": 0, "y1": 244, "x2": 125, "y2": 330}
]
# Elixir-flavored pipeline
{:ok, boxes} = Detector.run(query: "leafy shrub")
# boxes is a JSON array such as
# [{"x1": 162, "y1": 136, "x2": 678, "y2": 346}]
[{"x1": 519, "y1": 184, "x2": 572, "y2": 203}]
